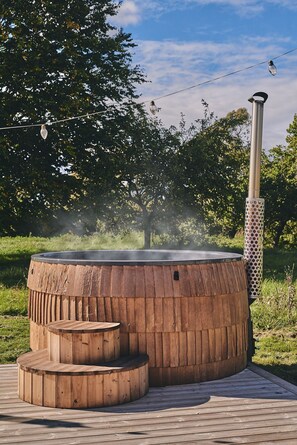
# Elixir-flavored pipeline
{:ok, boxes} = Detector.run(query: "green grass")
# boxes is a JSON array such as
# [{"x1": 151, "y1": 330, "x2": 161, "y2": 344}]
[
  {"x1": 0, "y1": 233, "x2": 142, "y2": 294},
  {"x1": 0, "y1": 316, "x2": 30, "y2": 363},
  {"x1": 251, "y1": 276, "x2": 297, "y2": 330},
  {"x1": 0, "y1": 285, "x2": 28, "y2": 315},
  {"x1": 0, "y1": 232, "x2": 144, "y2": 361},
  {"x1": 253, "y1": 329, "x2": 297, "y2": 386},
  {"x1": 0, "y1": 233, "x2": 296, "y2": 387}
]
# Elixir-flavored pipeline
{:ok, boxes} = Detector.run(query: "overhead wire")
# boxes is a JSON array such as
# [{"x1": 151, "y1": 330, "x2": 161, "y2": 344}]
[
  {"x1": 0, "y1": 109, "x2": 108, "y2": 131},
  {"x1": 0, "y1": 46, "x2": 296, "y2": 133},
  {"x1": 144, "y1": 47, "x2": 297, "y2": 103}
]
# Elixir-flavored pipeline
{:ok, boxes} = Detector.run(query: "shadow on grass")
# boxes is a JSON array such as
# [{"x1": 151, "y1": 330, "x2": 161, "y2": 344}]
[
  {"x1": 0, "y1": 252, "x2": 44, "y2": 287},
  {"x1": 256, "y1": 363, "x2": 297, "y2": 387}
]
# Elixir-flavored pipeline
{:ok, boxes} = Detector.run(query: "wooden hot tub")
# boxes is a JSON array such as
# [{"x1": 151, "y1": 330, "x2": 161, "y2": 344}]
[{"x1": 27, "y1": 250, "x2": 249, "y2": 386}]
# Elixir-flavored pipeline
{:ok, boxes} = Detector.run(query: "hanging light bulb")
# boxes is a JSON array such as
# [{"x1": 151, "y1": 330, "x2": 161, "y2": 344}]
[
  {"x1": 40, "y1": 124, "x2": 48, "y2": 140},
  {"x1": 149, "y1": 100, "x2": 161, "y2": 115},
  {"x1": 268, "y1": 60, "x2": 277, "y2": 76}
]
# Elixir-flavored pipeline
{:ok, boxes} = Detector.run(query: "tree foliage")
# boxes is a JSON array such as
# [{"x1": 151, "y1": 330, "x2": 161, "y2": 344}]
[
  {"x1": 71, "y1": 109, "x2": 184, "y2": 247},
  {"x1": 178, "y1": 104, "x2": 250, "y2": 237},
  {"x1": 0, "y1": 0, "x2": 144, "y2": 235},
  {"x1": 0, "y1": 2, "x2": 295, "y2": 247},
  {"x1": 262, "y1": 115, "x2": 297, "y2": 247},
  {"x1": 77, "y1": 104, "x2": 251, "y2": 248}
]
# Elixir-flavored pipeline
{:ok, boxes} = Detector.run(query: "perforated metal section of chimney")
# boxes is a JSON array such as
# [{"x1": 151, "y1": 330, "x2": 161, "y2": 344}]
[{"x1": 244, "y1": 197, "x2": 265, "y2": 300}]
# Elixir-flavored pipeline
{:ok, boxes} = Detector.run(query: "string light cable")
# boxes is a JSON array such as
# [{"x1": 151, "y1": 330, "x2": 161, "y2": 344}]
[
  {"x1": 0, "y1": 109, "x2": 110, "y2": 139},
  {"x1": 0, "y1": 46, "x2": 296, "y2": 135},
  {"x1": 146, "y1": 47, "x2": 297, "y2": 105}
]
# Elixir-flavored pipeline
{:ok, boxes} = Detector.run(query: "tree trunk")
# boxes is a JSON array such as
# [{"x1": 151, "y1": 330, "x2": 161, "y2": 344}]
[
  {"x1": 273, "y1": 220, "x2": 286, "y2": 248},
  {"x1": 143, "y1": 210, "x2": 152, "y2": 249},
  {"x1": 228, "y1": 227, "x2": 237, "y2": 238},
  {"x1": 144, "y1": 225, "x2": 151, "y2": 249}
]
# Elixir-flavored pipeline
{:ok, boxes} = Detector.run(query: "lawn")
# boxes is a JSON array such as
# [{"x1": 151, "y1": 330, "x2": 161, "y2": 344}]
[{"x1": 0, "y1": 233, "x2": 296, "y2": 385}]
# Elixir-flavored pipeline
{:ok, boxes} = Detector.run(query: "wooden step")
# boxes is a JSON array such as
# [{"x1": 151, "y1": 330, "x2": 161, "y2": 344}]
[
  {"x1": 17, "y1": 349, "x2": 149, "y2": 408},
  {"x1": 47, "y1": 321, "x2": 120, "y2": 364}
]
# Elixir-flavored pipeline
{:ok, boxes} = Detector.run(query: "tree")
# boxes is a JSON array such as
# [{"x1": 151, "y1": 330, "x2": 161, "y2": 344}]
[
  {"x1": 72, "y1": 109, "x2": 185, "y2": 248},
  {"x1": 74, "y1": 105, "x2": 251, "y2": 249},
  {"x1": 0, "y1": 0, "x2": 144, "y2": 235},
  {"x1": 262, "y1": 115, "x2": 297, "y2": 247},
  {"x1": 178, "y1": 104, "x2": 250, "y2": 237}
]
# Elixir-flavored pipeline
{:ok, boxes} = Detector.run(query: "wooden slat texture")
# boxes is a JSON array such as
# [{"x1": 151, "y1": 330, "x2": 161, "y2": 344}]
[
  {"x1": 1, "y1": 364, "x2": 297, "y2": 444},
  {"x1": 16, "y1": 352, "x2": 149, "y2": 409},
  {"x1": 28, "y1": 259, "x2": 249, "y2": 386},
  {"x1": 17, "y1": 350, "x2": 148, "y2": 376}
]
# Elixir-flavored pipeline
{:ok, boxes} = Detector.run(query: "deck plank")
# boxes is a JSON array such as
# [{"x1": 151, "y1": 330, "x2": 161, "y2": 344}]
[{"x1": 0, "y1": 364, "x2": 296, "y2": 444}]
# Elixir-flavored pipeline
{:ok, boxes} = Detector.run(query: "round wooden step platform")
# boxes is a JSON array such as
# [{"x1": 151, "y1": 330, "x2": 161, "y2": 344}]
[
  {"x1": 47, "y1": 321, "x2": 120, "y2": 364},
  {"x1": 17, "y1": 350, "x2": 149, "y2": 408}
]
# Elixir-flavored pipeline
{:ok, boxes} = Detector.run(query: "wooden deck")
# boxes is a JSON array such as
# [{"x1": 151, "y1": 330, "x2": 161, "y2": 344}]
[{"x1": 1, "y1": 363, "x2": 297, "y2": 444}]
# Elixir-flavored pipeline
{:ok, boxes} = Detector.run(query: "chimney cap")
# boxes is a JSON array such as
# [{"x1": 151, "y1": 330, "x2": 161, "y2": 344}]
[{"x1": 248, "y1": 92, "x2": 268, "y2": 104}]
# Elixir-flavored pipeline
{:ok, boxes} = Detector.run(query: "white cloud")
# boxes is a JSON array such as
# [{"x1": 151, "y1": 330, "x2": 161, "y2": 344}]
[
  {"x1": 110, "y1": 1, "x2": 297, "y2": 147},
  {"x1": 269, "y1": 0, "x2": 297, "y2": 10},
  {"x1": 192, "y1": 0, "x2": 297, "y2": 13},
  {"x1": 188, "y1": 0, "x2": 264, "y2": 15},
  {"x1": 112, "y1": 1, "x2": 142, "y2": 26},
  {"x1": 133, "y1": 38, "x2": 297, "y2": 149},
  {"x1": 113, "y1": 0, "x2": 297, "y2": 22}
]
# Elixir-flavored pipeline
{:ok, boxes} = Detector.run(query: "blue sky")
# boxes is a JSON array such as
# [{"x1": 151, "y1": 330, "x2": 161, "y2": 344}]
[{"x1": 112, "y1": 0, "x2": 297, "y2": 148}]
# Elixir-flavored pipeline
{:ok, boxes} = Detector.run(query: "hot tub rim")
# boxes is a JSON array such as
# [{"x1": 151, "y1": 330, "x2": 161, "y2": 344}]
[{"x1": 30, "y1": 249, "x2": 243, "y2": 266}]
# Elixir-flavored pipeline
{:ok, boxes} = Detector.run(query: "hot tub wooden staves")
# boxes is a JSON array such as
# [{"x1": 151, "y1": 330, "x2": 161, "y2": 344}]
[{"x1": 27, "y1": 255, "x2": 249, "y2": 386}]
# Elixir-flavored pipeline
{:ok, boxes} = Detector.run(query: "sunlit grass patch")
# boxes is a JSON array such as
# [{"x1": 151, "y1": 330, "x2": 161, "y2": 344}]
[
  {"x1": 251, "y1": 268, "x2": 297, "y2": 330},
  {"x1": 253, "y1": 329, "x2": 297, "y2": 385},
  {"x1": 0, "y1": 285, "x2": 28, "y2": 316},
  {"x1": 0, "y1": 316, "x2": 30, "y2": 363}
]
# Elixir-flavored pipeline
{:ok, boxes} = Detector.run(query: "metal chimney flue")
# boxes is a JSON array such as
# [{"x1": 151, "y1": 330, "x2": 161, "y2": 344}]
[{"x1": 244, "y1": 92, "x2": 267, "y2": 303}]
